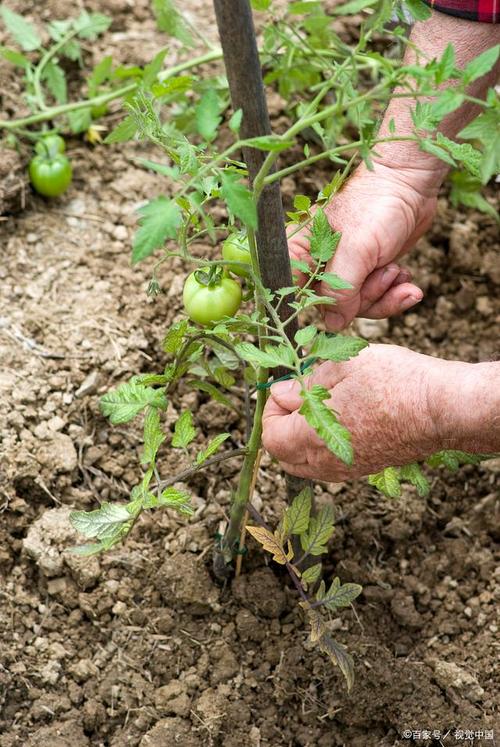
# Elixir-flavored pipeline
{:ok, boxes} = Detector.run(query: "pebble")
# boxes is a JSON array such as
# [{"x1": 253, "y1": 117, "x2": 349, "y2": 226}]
[
  {"x1": 355, "y1": 317, "x2": 389, "y2": 339},
  {"x1": 75, "y1": 370, "x2": 100, "y2": 398}
]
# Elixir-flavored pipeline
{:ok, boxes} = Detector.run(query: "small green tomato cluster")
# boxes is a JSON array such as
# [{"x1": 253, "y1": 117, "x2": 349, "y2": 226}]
[
  {"x1": 29, "y1": 133, "x2": 72, "y2": 198},
  {"x1": 183, "y1": 234, "x2": 251, "y2": 326}
]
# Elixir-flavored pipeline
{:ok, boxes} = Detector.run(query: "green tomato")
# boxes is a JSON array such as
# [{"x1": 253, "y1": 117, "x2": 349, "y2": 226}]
[
  {"x1": 34, "y1": 134, "x2": 66, "y2": 158},
  {"x1": 183, "y1": 270, "x2": 242, "y2": 326},
  {"x1": 222, "y1": 234, "x2": 251, "y2": 277},
  {"x1": 29, "y1": 154, "x2": 72, "y2": 198}
]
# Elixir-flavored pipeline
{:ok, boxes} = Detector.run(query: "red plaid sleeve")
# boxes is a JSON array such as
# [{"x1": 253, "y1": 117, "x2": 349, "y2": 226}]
[{"x1": 421, "y1": 0, "x2": 499, "y2": 22}]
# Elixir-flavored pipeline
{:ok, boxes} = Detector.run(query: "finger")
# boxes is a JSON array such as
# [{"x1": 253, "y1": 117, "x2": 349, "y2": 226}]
[
  {"x1": 358, "y1": 266, "x2": 413, "y2": 316},
  {"x1": 361, "y1": 283, "x2": 423, "y2": 319},
  {"x1": 288, "y1": 231, "x2": 314, "y2": 287},
  {"x1": 358, "y1": 264, "x2": 401, "y2": 310},
  {"x1": 278, "y1": 461, "x2": 322, "y2": 480},
  {"x1": 261, "y1": 408, "x2": 311, "y2": 463}
]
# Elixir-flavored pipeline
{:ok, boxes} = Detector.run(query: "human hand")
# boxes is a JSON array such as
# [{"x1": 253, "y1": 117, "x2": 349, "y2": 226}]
[
  {"x1": 262, "y1": 344, "x2": 464, "y2": 482},
  {"x1": 288, "y1": 160, "x2": 440, "y2": 331}
]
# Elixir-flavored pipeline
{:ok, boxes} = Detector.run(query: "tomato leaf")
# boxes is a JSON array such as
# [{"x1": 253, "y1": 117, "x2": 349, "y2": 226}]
[
  {"x1": 283, "y1": 487, "x2": 312, "y2": 536},
  {"x1": 172, "y1": 411, "x2": 196, "y2": 448},
  {"x1": 246, "y1": 526, "x2": 291, "y2": 564},
  {"x1": 195, "y1": 433, "x2": 231, "y2": 465},
  {"x1": 299, "y1": 386, "x2": 353, "y2": 465},
  {"x1": 367, "y1": 466, "x2": 401, "y2": 498},
  {"x1": 310, "y1": 334, "x2": 367, "y2": 362},
  {"x1": 309, "y1": 209, "x2": 341, "y2": 263},
  {"x1": 300, "y1": 503, "x2": 334, "y2": 556},
  {"x1": 221, "y1": 172, "x2": 258, "y2": 230},
  {"x1": 132, "y1": 196, "x2": 182, "y2": 264},
  {"x1": 101, "y1": 381, "x2": 167, "y2": 424},
  {"x1": 196, "y1": 89, "x2": 223, "y2": 142},
  {"x1": 0, "y1": 7, "x2": 41, "y2": 51},
  {"x1": 141, "y1": 407, "x2": 165, "y2": 465}
]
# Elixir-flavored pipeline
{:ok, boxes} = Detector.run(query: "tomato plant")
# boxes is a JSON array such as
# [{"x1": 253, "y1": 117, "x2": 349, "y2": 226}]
[
  {"x1": 29, "y1": 153, "x2": 72, "y2": 197},
  {"x1": 4, "y1": 0, "x2": 494, "y2": 692},
  {"x1": 183, "y1": 269, "x2": 242, "y2": 325}
]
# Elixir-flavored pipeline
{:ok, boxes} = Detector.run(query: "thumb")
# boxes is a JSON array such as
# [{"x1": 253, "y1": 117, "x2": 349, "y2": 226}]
[
  {"x1": 321, "y1": 231, "x2": 375, "y2": 331},
  {"x1": 269, "y1": 378, "x2": 303, "y2": 412}
]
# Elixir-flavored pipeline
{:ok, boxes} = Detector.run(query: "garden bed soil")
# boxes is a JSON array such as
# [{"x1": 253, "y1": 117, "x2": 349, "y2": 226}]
[{"x1": 0, "y1": 1, "x2": 499, "y2": 745}]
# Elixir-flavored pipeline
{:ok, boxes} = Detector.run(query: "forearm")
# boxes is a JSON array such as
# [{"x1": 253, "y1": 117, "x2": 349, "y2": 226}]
[
  {"x1": 375, "y1": 11, "x2": 500, "y2": 184},
  {"x1": 430, "y1": 360, "x2": 500, "y2": 453}
]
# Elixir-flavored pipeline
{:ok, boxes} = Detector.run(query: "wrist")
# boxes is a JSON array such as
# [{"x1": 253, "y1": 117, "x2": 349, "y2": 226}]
[{"x1": 428, "y1": 360, "x2": 500, "y2": 453}]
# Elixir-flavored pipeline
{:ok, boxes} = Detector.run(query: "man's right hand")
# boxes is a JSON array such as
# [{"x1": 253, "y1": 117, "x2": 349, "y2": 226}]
[{"x1": 288, "y1": 159, "x2": 440, "y2": 331}]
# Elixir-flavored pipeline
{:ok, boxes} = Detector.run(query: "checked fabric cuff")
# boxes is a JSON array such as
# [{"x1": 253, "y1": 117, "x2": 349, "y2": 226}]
[{"x1": 421, "y1": 0, "x2": 500, "y2": 22}]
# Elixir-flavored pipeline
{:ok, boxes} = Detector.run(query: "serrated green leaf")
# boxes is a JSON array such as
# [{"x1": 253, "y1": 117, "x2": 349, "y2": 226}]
[
  {"x1": 159, "y1": 486, "x2": 193, "y2": 515},
  {"x1": 251, "y1": 0, "x2": 272, "y2": 9},
  {"x1": 295, "y1": 325, "x2": 317, "y2": 347},
  {"x1": 300, "y1": 503, "x2": 334, "y2": 556},
  {"x1": 172, "y1": 411, "x2": 196, "y2": 448},
  {"x1": 318, "y1": 577, "x2": 362, "y2": 610},
  {"x1": 404, "y1": 0, "x2": 432, "y2": 21},
  {"x1": 426, "y1": 449, "x2": 487, "y2": 471},
  {"x1": 163, "y1": 320, "x2": 189, "y2": 354},
  {"x1": 229, "y1": 108, "x2": 243, "y2": 132},
  {"x1": 132, "y1": 196, "x2": 182, "y2": 264},
  {"x1": 283, "y1": 487, "x2": 312, "y2": 536},
  {"x1": 317, "y1": 633, "x2": 355, "y2": 692},
  {"x1": 419, "y1": 139, "x2": 456, "y2": 167},
  {"x1": 105, "y1": 115, "x2": 138, "y2": 144},
  {"x1": 70, "y1": 502, "x2": 133, "y2": 540},
  {"x1": 310, "y1": 209, "x2": 341, "y2": 263},
  {"x1": 42, "y1": 61, "x2": 67, "y2": 104},
  {"x1": 195, "y1": 89, "x2": 222, "y2": 142},
  {"x1": 301, "y1": 562, "x2": 322, "y2": 586},
  {"x1": 88, "y1": 55, "x2": 113, "y2": 94},
  {"x1": 213, "y1": 366, "x2": 235, "y2": 388},
  {"x1": 0, "y1": 46, "x2": 29, "y2": 68},
  {"x1": 67, "y1": 107, "x2": 92, "y2": 134},
  {"x1": 189, "y1": 380, "x2": 236, "y2": 411},
  {"x1": 399, "y1": 462, "x2": 429, "y2": 497},
  {"x1": 291, "y1": 259, "x2": 311, "y2": 274},
  {"x1": 299, "y1": 386, "x2": 353, "y2": 465},
  {"x1": 0, "y1": 7, "x2": 41, "y2": 51},
  {"x1": 435, "y1": 43, "x2": 455, "y2": 84},
  {"x1": 142, "y1": 407, "x2": 165, "y2": 465},
  {"x1": 436, "y1": 134, "x2": 481, "y2": 178},
  {"x1": 101, "y1": 381, "x2": 167, "y2": 424},
  {"x1": 73, "y1": 11, "x2": 111, "y2": 40},
  {"x1": 311, "y1": 334, "x2": 367, "y2": 362},
  {"x1": 195, "y1": 433, "x2": 231, "y2": 465},
  {"x1": 143, "y1": 48, "x2": 168, "y2": 88},
  {"x1": 221, "y1": 172, "x2": 258, "y2": 230},
  {"x1": 463, "y1": 44, "x2": 499, "y2": 84},
  {"x1": 367, "y1": 466, "x2": 401, "y2": 498},
  {"x1": 319, "y1": 272, "x2": 353, "y2": 290},
  {"x1": 293, "y1": 195, "x2": 311, "y2": 211},
  {"x1": 235, "y1": 342, "x2": 295, "y2": 370},
  {"x1": 152, "y1": 0, "x2": 192, "y2": 45}
]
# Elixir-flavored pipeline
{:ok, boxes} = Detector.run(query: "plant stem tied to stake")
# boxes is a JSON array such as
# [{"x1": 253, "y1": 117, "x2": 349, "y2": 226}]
[{"x1": 212, "y1": 0, "x2": 313, "y2": 572}]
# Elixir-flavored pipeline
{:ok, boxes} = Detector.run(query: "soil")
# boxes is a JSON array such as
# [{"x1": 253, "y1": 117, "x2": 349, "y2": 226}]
[{"x1": 1, "y1": 2, "x2": 499, "y2": 746}]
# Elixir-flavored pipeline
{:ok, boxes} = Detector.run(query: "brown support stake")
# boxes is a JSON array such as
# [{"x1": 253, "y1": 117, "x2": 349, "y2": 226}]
[{"x1": 212, "y1": 0, "x2": 313, "y2": 516}]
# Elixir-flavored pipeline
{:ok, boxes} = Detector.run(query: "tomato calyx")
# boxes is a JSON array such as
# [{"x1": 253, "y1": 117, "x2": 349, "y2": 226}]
[{"x1": 193, "y1": 265, "x2": 225, "y2": 288}]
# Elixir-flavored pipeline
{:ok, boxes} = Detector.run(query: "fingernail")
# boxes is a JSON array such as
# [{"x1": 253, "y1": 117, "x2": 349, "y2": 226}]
[
  {"x1": 383, "y1": 264, "x2": 399, "y2": 279},
  {"x1": 270, "y1": 379, "x2": 294, "y2": 396},
  {"x1": 401, "y1": 292, "x2": 423, "y2": 310},
  {"x1": 324, "y1": 311, "x2": 345, "y2": 331}
]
